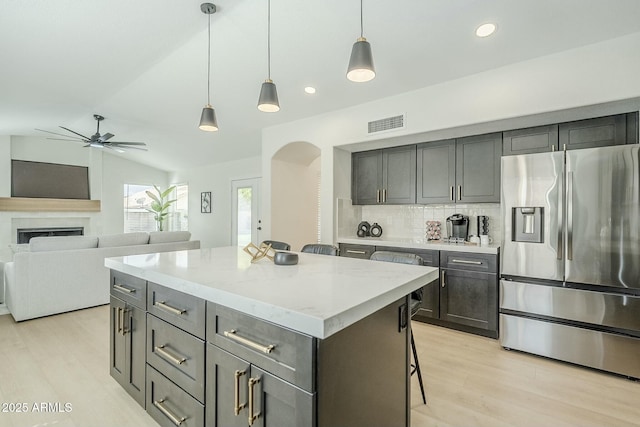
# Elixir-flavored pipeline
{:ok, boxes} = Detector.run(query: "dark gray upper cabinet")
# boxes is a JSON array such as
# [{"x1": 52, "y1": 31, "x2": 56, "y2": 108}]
[
  {"x1": 456, "y1": 133, "x2": 502, "y2": 203},
  {"x1": 416, "y1": 139, "x2": 456, "y2": 204},
  {"x1": 503, "y1": 124, "x2": 559, "y2": 155},
  {"x1": 417, "y1": 134, "x2": 501, "y2": 204},
  {"x1": 352, "y1": 145, "x2": 416, "y2": 205},
  {"x1": 559, "y1": 113, "x2": 638, "y2": 150}
]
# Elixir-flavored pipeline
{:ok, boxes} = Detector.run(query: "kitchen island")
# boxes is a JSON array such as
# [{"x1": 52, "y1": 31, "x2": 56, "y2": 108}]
[{"x1": 106, "y1": 246, "x2": 438, "y2": 427}]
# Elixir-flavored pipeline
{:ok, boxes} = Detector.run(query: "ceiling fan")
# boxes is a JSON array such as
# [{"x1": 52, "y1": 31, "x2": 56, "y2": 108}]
[{"x1": 36, "y1": 114, "x2": 148, "y2": 153}]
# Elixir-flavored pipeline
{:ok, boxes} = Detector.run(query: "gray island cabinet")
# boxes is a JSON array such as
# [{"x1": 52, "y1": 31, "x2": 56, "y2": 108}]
[{"x1": 106, "y1": 246, "x2": 438, "y2": 427}]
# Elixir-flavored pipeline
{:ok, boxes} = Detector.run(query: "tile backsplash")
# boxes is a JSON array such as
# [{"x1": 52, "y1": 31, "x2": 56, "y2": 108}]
[{"x1": 337, "y1": 198, "x2": 502, "y2": 242}]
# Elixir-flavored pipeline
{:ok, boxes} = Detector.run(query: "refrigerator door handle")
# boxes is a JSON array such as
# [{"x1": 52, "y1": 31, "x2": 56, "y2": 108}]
[
  {"x1": 567, "y1": 171, "x2": 573, "y2": 261},
  {"x1": 557, "y1": 167, "x2": 564, "y2": 260}
]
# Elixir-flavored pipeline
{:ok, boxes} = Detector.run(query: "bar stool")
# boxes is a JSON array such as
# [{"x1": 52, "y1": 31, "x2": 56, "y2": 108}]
[
  {"x1": 300, "y1": 244, "x2": 339, "y2": 256},
  {"x1": 261, "y1": 240, "x2": 291, "y2": 251},
  {"x1": 369, "y1": 250, "x2": 427, "y2": 405}
]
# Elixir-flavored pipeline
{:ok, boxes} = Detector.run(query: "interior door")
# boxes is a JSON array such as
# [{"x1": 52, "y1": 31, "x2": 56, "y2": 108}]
[{"x1": 231, "y1": 178, "x2": 261, "y2": 247}]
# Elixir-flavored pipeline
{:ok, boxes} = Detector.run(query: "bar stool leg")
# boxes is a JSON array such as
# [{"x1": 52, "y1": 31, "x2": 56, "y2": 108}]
[{"x1": 411, "y1": 330, "x2": 427, "y2": 404}]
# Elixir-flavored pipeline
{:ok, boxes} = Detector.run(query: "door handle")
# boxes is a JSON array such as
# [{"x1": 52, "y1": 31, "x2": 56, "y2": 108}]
[
  {"x1": 153, "y1": 399, "x2": 186, "y2": 426},
  {"x1": 567, "y1": 171, "x2": 573, "y2": 260},
  {"x1": 234, "y1": 369, "x2": 247, "y2": 415},
  {"x1": 155, "y1": 345, "x2": 187, "y2": 365},
  {"x1": 248, "y1": 377, "x2": 261, "y2": 426},
  {"x1": 257, "y1": 227, "x2": 262, "y2": 230},
  {"x1": 154, "y1": 301, "x2": 187, "y2": 316},
  {"x1": 449, "y1": 186, "x2": 454, "y2": 201},
  {"x1": 224, "y1": 330, "x2": 276, "y2": 354},
  {"x1": 383, "y1": 188, "x2": 387, "y2": 203},
  {"x1": 113, "y1": 283, "x2": 135, "y2": 294},
  {"x1": 376, "y1": 189, "x2": 381, "y2": 204},
  {"x1": 457, "y1": 185, "x2": 462, "y2": 201},
  {"x1": 441, "y1": 270, "x2": 446, "y2": 288}
]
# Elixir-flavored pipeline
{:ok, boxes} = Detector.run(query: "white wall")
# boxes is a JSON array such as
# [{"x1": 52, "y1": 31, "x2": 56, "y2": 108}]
[
  {"x1": 262, "y1": 32, "x2": 640, "y2": 244},
  {"x1": 170, "y1": 156, "x2": 261, "y2": 249}
]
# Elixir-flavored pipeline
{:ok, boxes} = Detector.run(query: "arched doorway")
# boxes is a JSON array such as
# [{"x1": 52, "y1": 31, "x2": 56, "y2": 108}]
[{"x1": 271, "y1": 142, "x2": 321, "y2": 251}]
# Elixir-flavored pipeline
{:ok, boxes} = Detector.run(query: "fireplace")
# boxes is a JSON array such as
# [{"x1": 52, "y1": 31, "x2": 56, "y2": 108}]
[{"x1": 17, "y1": 227, "x2": 85, "y2": 244}]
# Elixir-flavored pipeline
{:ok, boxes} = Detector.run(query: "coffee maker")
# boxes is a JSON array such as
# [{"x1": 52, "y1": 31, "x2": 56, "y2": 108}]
[{"x1": 446, "y1": 214, "x2": 469, "y2": 241}]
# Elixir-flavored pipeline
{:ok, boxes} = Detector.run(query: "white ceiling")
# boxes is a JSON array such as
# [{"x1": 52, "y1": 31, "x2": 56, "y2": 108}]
[{"x1": 2, "y1": 0, "x2": 640, "y2": 172}]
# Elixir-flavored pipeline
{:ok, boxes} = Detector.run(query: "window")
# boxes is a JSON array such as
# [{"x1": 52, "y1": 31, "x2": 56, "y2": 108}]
[{"x1": 124, "y1": 184, "x2": 189, "y2": 232}]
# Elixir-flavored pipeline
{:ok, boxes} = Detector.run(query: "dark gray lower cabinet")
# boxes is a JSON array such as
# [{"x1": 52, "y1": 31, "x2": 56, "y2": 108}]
[
  {"x1": 440, "y1": 268, "x2": 497, "y2": 332},
  {"x1": 147, "y1": 364, "x2": 204, "y2": 427},
  {"x1": 206, "y1": 345, "x2": 314, "y2": 427},
  {"x1": 110, "y1": 295, "x2": 146, "y2": 407}
]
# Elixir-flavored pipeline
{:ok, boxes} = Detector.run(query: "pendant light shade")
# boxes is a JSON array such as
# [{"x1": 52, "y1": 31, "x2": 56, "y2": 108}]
[
  {"x1": 257, "y1": 0, "x2": 280, "y2": 112},
  {"x1": 199, "y1": 3, "x2": 218, "y2": 132},
  {"x1": 347, "y1": 0, "x2": 375, "y2": 82},
  {"x1": 258, "y1": 79, "x2": 280, "y2": 112},
  {"x1": 199, "y1": 104, "x2": 218, "y2": 131},
  {"x1": 347, "y1": 37, "x2": 375, "y2": 82}
]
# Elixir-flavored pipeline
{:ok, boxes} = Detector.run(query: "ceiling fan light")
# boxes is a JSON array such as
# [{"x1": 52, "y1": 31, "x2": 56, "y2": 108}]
[
  {"x1": 347, "y1": 37, "x2": 375, "y2": 82},
  {"x1": 257, "y1": 79, "x2": 280, "y2": 112},
  {"x1": 199, "y1": 105, "x2": 219, "y2": 131}
]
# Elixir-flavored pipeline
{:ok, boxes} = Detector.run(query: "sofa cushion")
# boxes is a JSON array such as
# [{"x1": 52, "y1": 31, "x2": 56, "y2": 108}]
[
  {"x1": 98, "y1": 232, "x2": 150, "y2": 248},
  {"x1": 29, "y1": 236, "x2": 99, "y2": 252},
  {"x1": 149, "y1": 231, "x2": 191, "y2": 244}
]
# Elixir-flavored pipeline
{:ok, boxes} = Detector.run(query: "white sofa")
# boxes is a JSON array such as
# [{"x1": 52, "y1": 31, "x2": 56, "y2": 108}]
[{"x1": 4, "y1": 231, "x2": 200, "y2": 321}]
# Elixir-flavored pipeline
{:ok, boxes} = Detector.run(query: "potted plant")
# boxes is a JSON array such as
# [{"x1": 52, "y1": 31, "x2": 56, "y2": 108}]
[{"x1": 145, "y1": 185, "x2": 177, "y2": 231}]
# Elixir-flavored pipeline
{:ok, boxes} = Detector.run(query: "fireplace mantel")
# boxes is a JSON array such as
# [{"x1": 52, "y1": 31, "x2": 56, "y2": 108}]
[{"x1": 0, "y1": 197, "x2": 101, "y2": 212}]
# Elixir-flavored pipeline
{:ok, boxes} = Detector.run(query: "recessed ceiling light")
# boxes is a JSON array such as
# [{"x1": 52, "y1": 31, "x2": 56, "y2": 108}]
[
  {"x1": 304, "y1": 86, "x2": 316, "y2": 94},
  {"x1": 476, "y1": 23, "x2": 497, "y2": 38}
]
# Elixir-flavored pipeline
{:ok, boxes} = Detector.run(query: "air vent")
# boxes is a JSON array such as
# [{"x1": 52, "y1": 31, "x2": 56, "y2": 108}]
[{"x1": 368, "y1": 114, "x2": 405, "y2": 134}]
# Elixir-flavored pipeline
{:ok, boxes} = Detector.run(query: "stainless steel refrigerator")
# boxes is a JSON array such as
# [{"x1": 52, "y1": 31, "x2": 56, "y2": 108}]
[{"x1": 500, "y1": 145, "x2": 640, "y2": 378}]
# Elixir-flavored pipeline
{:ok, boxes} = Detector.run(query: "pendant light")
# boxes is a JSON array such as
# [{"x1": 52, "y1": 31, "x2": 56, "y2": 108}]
[
  {"x1": 257, "y1": 0, "x2": 280, "y2": 112},
  {"x1": 199, "y1": 3, "x2": 218, "y2": 131},
  {"x1": 347, "y1": 0, "x2": 375, "y2": 82}
]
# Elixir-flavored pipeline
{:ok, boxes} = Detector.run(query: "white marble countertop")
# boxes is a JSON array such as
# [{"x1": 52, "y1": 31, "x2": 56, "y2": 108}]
[
  {"x1": 105, "y1": 246, "x2": 438, "y2": 339},
  {"x1": 337, "y1": 237, "x2": 500, "y2": 254}
]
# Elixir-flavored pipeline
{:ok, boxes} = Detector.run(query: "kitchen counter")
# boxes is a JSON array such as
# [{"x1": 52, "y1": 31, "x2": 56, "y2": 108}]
[
  {"x1": 105, "y1": 246, "x2": 438, "y2": 339},
  {"x1": 338, "y1": 236, "x2": 500, "y2": 254}
]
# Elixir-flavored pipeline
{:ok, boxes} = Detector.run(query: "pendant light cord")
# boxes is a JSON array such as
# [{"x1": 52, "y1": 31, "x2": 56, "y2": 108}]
[
  {"x1": 207, "y1": 12, "x2": 211, "y2": 105},
  {"x1": 267, "y1": 0, "x2": 271, "y2": 79},
  {"x1": 360, "y1": 0, "x2": 363, "y2": 38}
]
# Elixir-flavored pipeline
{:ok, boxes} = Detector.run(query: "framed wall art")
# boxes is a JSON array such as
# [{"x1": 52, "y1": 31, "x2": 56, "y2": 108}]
[{"x1": 201, "y1": 191, "x2": 211, "y2": 213}]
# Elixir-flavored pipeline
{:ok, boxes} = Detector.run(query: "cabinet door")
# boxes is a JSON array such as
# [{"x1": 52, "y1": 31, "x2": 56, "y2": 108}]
[
  {"x1": 250, "y1": 365, "x2": 315, "y2": 427},
  {"x1": 415, "y1": 279, "x2": 439, "y2": 319},
  {"x1": 382, "y1": 145, "x2": 416, "y2": 204},
  {"x1": 456, "y1": 133, "x2": 502, "y2": 203},
  {"x1": 352, "y1": 150, "x2": 383, "y2": 205},
  {"x1": 110, "y1": 296, "x2": 146, "y2": 407},
  {"x1": 440, "y1": 269, "x2": 497, "y2": 332},
  {"x1": 503, "y1": 124, "x2": 559, "y2": 155},
  {"x1": 416, "y1": 139, "x2": 456, "y2": 204},
  {"x1": 206, "y1": 344, "x2": 250, "y2": 427},
  {"x1": 559, "y1": 114, "x2": 627, "y2": 150}
]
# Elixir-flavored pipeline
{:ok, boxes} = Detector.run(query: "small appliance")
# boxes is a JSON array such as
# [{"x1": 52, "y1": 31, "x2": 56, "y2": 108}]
[{"x1": 446, "y1": 214, "x2": 469, "y2": 240}]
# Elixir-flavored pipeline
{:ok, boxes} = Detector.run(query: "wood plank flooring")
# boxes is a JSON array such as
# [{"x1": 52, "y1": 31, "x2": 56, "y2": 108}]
[{"x1": 0, "y1": 306, "x2": 638, "y2": 427}]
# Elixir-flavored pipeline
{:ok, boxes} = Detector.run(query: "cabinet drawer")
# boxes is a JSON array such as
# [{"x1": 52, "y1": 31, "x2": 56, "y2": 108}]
[
  {"x1": 339, "y1": 243, "x2": 375, "y2": 259},
  {"x1": 375, "y1": 245, "x2": 439, "y2": 267},
  {"x1": 147, "y1": 314, "x2": 205, "y2": 402},
  {"x1": 206, "y1": 302, "x2": 316, "y2": 393},
  {"x1": 110, "y1": 271, "x2": 146, "y2": 309},
  {"x1": 146, "y1": 364, "x2": 204, "y2": 427},
  {"x1": 440, "y1": 251, "x2": 497, "y2": 273},
  {"x1": 148, "y1": 283, "x2": 206, "y2": 339}
]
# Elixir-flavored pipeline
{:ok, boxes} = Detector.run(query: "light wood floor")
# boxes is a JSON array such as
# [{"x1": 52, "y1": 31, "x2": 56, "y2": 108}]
[{"x1": 0, "y1": 306, "x2": 638, "y2": 427}]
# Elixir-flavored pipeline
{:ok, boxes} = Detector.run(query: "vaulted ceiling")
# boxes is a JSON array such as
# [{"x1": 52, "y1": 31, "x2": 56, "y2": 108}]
[{"x1": 3, "y1": 0, "x2": 640, "y2": 171}]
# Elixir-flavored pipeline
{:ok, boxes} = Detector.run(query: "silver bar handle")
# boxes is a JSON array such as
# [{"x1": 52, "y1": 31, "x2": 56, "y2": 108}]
[
  {"x1": 224, "y1": 329, "x2": 275, "y2": 354},
  {"x1": 346, "y1": 250, "x2": 367, "y2": 255},
  {"x1": 383, "y1": 188, "x2": 387, "y2": 203},
  {"x1": 234, "y1": 370, "x2": 247, "y2": 416},
  {"x1": 457, "y1": 185, "x2": 462, "y2": 201},
  {"x1": 113, "y1": 283, "x2": 135, "y2": 293},
  {"x1": 155, "y1": 301, "x2": 186, "y2": 316},
  {"x1": 449, "y1": 186, "x2": 454, "y2": 201},
  {"x1": 376, "y1": 189, "x2": 381, "y2": 204},
  {"x1": 248, "y1": 377, "x2": 261, "y2": 426},
  {"x1": 451, "y1": 259, "x2": 482, "y2": 265},
  {"x1": 441, "y1": 270, "x2": 446, "y2": 288},
  {"x1": 567, "y1": 171, "x2": 573, "y2": 260},
  {"x1": 155, "y1": 345, "x2": 187, "y2": 365},
  {"x1": 116, "y1": 307, "x2": 123, "y2": 335},
  {"x1": 153, "y1": 399, "x2": 186, "y2": 426},
  {"x1": 557, "y1": 165, "x2": 564, "y2": 261}
]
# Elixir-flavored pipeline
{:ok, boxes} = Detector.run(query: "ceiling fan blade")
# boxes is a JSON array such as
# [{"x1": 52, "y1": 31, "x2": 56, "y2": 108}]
[
  {"x1": 104, "y1": 145, "x2": 126, "y2": 153},
  {"x1": 111, "y1": 144, "x2": 148, "y2": 151},
  {"x1": 35, "y1": 128, "x2": 85, "y2": 141},
  {"x1": 99, "y1": 132, "x2": 115, "y2": 142},
  {"x1": 59, "y1": 126, "x2": 91, "y2": 140},
  {"x1": 108, "y1": 141, "x2": 147, "y2": 146},
  {"x1": 46, "y1": 137, "x2": 85, "y2": 142}
]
